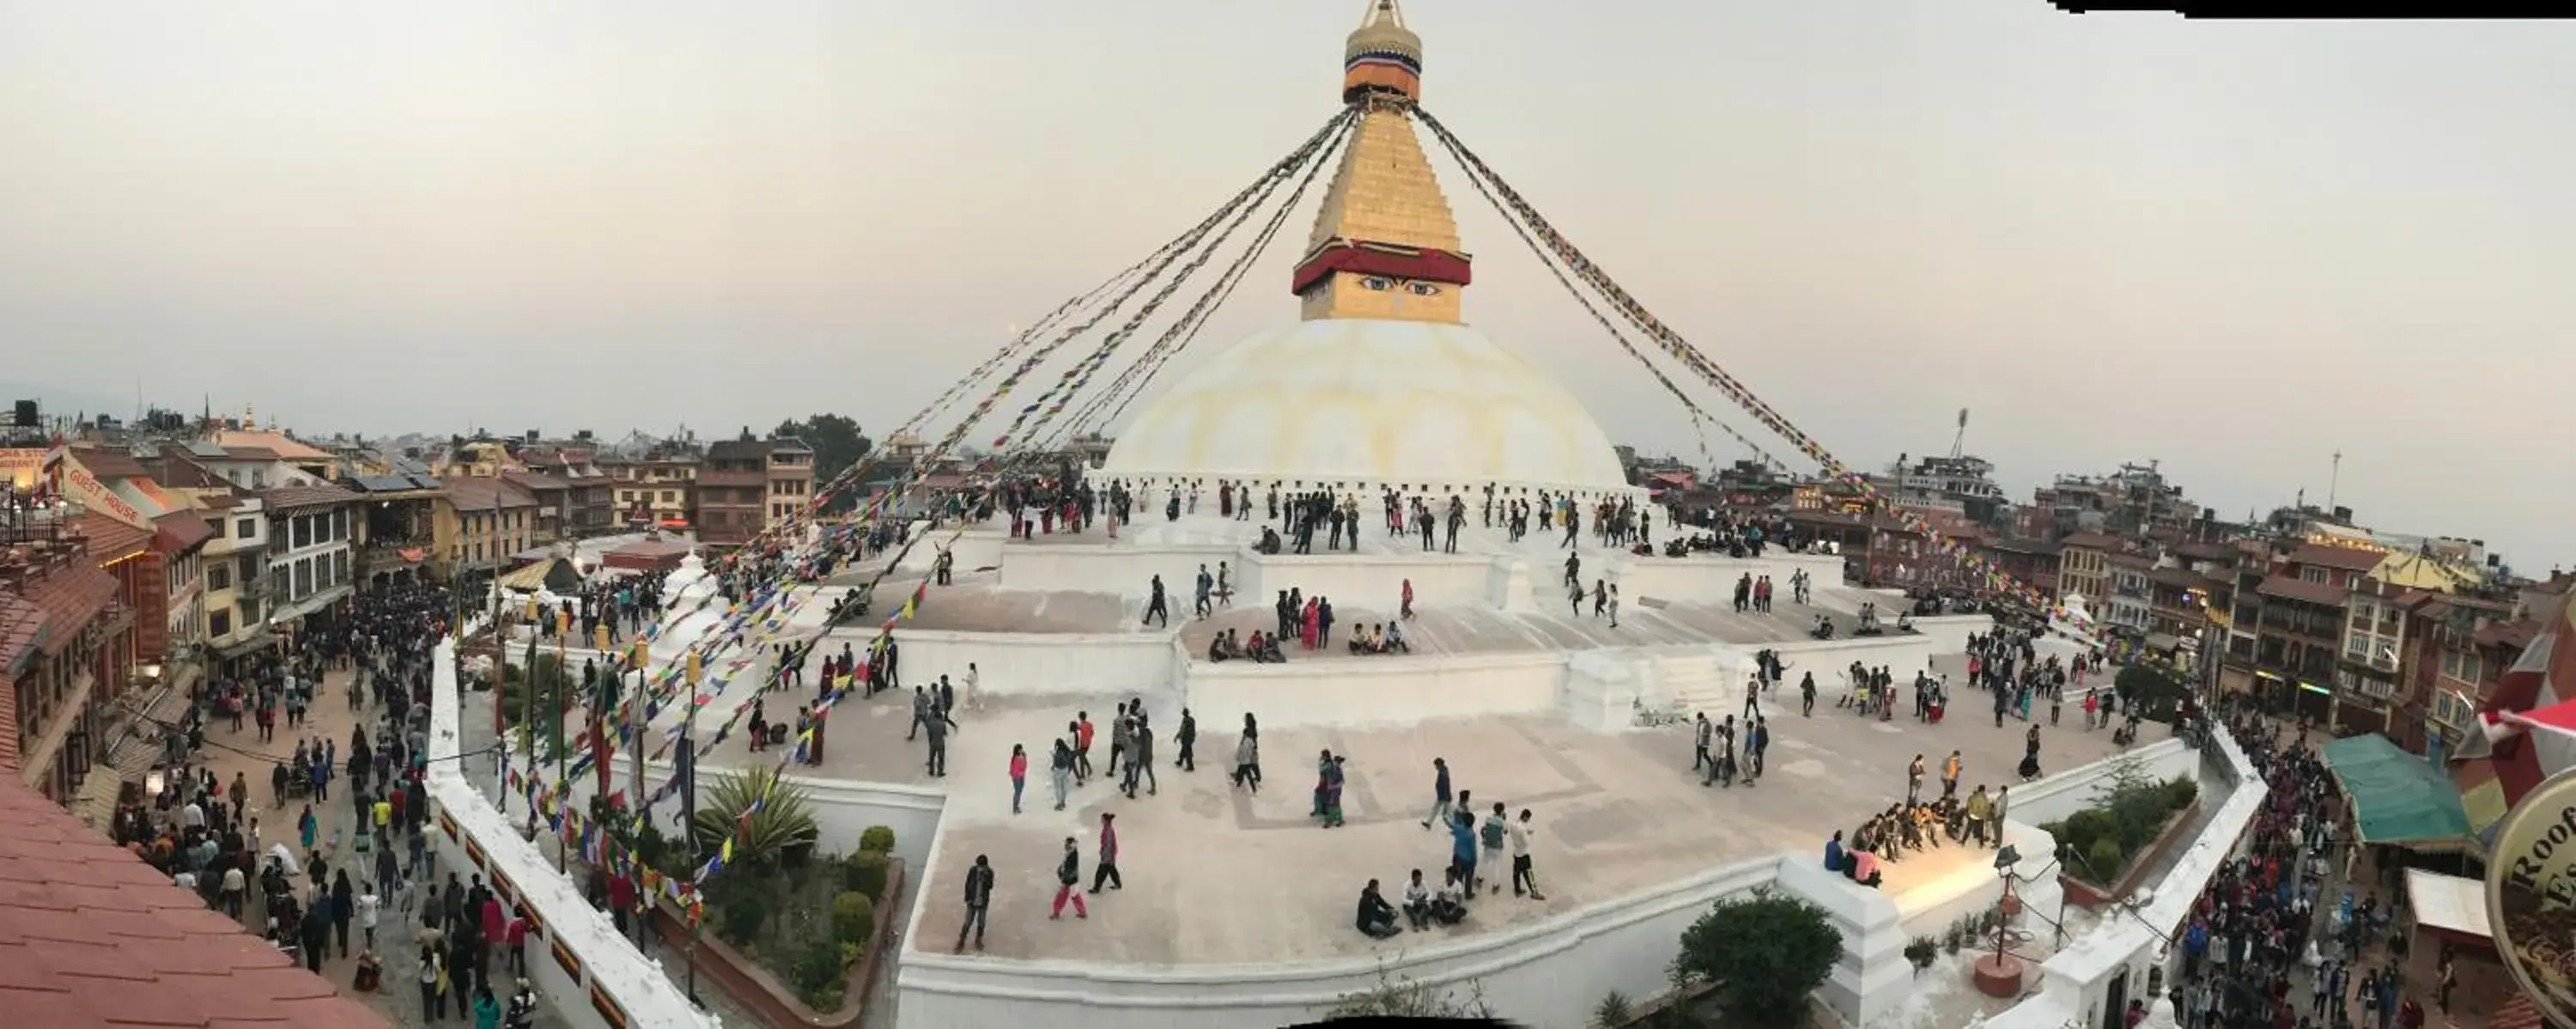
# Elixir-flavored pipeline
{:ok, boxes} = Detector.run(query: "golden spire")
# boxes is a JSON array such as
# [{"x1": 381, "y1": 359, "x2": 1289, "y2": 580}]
[{"x1": 1292, "y1": 0, "x2": 1473, "y2": 325}]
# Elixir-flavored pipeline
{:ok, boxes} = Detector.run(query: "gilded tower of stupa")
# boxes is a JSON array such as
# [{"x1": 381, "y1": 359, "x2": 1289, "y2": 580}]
[{"x1": 1291, "y1": 0, "x2": 1474, "y2": 326}]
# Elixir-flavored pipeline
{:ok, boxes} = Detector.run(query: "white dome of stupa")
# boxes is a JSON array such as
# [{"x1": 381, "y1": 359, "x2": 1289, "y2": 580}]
[{"x1": 1100, "y1": 317, "x2": 1629, "y2": 497}]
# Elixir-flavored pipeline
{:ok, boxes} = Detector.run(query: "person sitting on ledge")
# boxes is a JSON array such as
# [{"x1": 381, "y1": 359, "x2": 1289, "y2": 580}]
[
  {"x1": 1429, "y1": 868, "x2": 1468, "y2": 925},
  {"x1": 1895, "y1": 612, "x2": 1916, "y2": 633},
  {"x1": 1347, "y1": 624, "x2": 1379, "y2": 655},
  {"x1": 1256, "y1": 527, "x2": 1284, "y2": 555},
  {"x1": 1356, "y1": 878, "x2": 1401, "y2": 940},
  {"x1": 1208, "y1": 629, "x2": 1242, "y2": 663},
  {"x1": 1401, "y1": 868, "x2": 1432, "y2": 930},
  {"x1": 1382, "y1": 620, "x2": 1411, "y2": 654},
  {"x1": 1846, "y1": 843, "x2": 1884, "y2": 889},
  {"x1": 1248, "y1": 631, "x2": 1286, "y2": 663},
  {"x1": 1824, "y1": 830, "x2": 1847, "y2": 874},
  {"x1": 1855, "y1": 603, "x2": 1884, "y2": 636},
  {"x1": 1809, "y1": 614, "x2": 1837, "y2": 640}
]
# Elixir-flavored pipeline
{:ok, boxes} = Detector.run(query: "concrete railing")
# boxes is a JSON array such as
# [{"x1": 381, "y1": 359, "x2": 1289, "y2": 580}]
[{"x1": 427, "y1": 638, "x2": 722, "y2": 1029}]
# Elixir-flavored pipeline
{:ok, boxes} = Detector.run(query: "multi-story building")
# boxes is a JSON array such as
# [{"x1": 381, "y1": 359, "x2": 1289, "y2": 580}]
[
  {"x1": 700, "y1": 435, "x2": 811, "y2": 548},
  {"x1": 259, "y1": 483, "x2": 361, "y2": 636},
  {"x1": 2032, "y1": 462, "x2": 2201, "y2": 539},
  {"x1": 1, "y1": 511, "x2": 129, "y2": 802},
  {"x1": 604, "y1": 452, "x2": 699, "y2": 531},
  {"x1": 432, "y1": 477, "x2": 539, "y2": 583},
  {"x1": 519, "y1": 446, "x2": 616, "y2": 537},
  {"x1": 1879, "y1": 453, "x2": 2011, "y2": 526},
  {"x1": 143, "y1": 446, "x2": 276, "y2": 662},
  {"x1": 207, "y1": 427, "x2": 340, "y2": 482},
  {"x1": 501, "y1": 471, "x2": 574, "y2": 546},
  {"x1": 2056, "y1": 533, "x2": 2120, "y2": 610},
  {"x1": 2101, "y1": 551, "x2": 2154, "y2": 636},
  {"x1": 60, "y1": 448, "x2": 213, "y2": 688},
  {"x1": 2330, "y1": 550, "x2": 2487, "y2": 742},
  {"x1": 2235, "y1": 541, "x2": 2386, "y2": 719},
  {"x1": 341, "y1": 469, "x2": 444, "y2": 589},
  {"x1": 1978, "y1": 539, "x2": 2063, "y2": 600}
]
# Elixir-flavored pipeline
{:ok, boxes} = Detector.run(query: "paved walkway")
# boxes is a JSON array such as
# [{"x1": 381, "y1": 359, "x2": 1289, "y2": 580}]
[{"x1": 190, "y1": 662, "x2": 566, "y2": 1026}]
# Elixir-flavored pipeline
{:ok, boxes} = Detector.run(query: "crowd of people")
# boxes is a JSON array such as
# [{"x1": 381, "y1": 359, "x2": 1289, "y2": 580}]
[{"x1": 106, "y1": 581, "x2": 541, "y2": 1026}]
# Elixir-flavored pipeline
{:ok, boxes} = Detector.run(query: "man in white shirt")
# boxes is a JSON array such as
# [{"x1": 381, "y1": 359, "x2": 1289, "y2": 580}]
[
  {"x1": 357, "y1": 889, "x2": 383, "y2": 949},
  {"x1": 182, "y1": 800, "x2": 205, "y2": 832},
  {"x1": 1508, "y1": 809, "x2": 1546, "y2": 900}
]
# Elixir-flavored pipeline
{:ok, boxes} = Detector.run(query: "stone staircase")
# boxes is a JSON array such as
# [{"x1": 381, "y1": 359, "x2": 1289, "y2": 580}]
[{"x1": 1643, "y1": 649, "x2": 1733, "y2": 716}]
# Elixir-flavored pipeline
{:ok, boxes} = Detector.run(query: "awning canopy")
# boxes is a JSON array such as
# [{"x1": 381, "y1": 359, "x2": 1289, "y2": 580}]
[
  {"x1": 2402, "y1": 868, "x2": 2493, "y2": 949},
  {"x1": 2322, "y1": 734, "x2": 2476, "y2": 846},
  {"x1": 498, "y1": 557, "x2": 585, "y2": 594}
]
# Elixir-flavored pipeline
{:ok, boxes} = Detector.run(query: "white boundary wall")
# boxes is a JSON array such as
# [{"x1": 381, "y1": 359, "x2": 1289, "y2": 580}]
[
  {"x1": 1982, "y1": 728, "x2": 2267, "y2": 1029},
  {"x1": 883, "y1": 629, "x2": 1179, "y2": 699},
  {"x1": 997, "y1": 544, "x2": 1242, "y2": 600},
  {"x1": 1608, "y1": 553, "x2": 1849, "y2": 606},
  {"x1": 426, "y1": 640, "x2": 723, "y2": 1029},
  {"x1": 1183, "y1": 651, "x2": 1565, "y2": 728}
]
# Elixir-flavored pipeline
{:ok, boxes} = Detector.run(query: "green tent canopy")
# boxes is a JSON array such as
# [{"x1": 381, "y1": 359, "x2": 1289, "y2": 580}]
[{"x1": 2320, "y1": 734, "x2": 2474, "y2": 846}]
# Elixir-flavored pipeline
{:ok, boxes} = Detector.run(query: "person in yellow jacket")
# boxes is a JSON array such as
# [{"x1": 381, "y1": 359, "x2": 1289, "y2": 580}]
[{"x1": 1941, "y1": 751, "x2": 1963, "y2": 799}]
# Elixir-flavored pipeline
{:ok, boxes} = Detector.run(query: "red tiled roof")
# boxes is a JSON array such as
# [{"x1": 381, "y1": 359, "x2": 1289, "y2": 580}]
[
  {"x1": 23, "y1": 562, "x2": 118, "y2": 659},
  {"x1": 2257, "y1": 574, "x2": 2350, "y2": 607},
  {"x1": 2288, "y1": 542, "x2": 2385, "y2": 572},
  {"x1": 76, "y1": 514, "x2": 154, "y2": 564},
  {"x1": 2478, "y1": 619, "x2": 2541, "y2": 652},
  {"x1": 0, "y1": 776, "x2": 390, "y2": 1026},
  {"x1": 258, "y1": 482, "x2": 359, "y2": 512},
  {"x1": 438, "y1": 476, "x2": 538, "y2": 511},
  {"x1": 67, "y1": 447, "x2": 153, "y2": 482},
  {"x1": 152, "y1": 509, "x2": 216, "y2": 555},
  {"x1": 220, "y1": 446, "x2": 283, "y2": 462}
]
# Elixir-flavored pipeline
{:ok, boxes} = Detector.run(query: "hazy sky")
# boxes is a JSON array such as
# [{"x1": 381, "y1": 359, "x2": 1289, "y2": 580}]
[{"x1": 3, "y1": 3, "x2": 2570, "y2": 572}]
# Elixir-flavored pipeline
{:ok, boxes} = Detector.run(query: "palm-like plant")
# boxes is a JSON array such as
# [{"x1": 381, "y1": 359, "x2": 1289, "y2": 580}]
[{"x1": 691, "y1": 765, "x2": 820, "y2": 870}]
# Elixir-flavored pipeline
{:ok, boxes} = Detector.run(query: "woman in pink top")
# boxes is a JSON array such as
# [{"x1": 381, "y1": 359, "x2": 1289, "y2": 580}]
[{"x1": 1009, "y1": 745, "x2": 1029, "y2": 814}]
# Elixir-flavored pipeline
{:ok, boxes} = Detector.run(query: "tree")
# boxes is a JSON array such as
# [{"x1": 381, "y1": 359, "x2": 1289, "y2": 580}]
[
  {"x1": 692, "y1": 764, "x2": 820, "y2": 870},
  {"x1": 2114, "y1": 664, "x2": 2188, "y2": 722},
  {"x1": 1668, "y1": 888, "x2": 1843, "y2": 1029},
  {"x1": 774, "y1": 414, "x2": 875, "y2": 512}
]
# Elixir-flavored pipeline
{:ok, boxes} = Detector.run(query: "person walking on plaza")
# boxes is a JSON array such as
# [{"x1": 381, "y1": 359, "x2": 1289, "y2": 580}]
[
  {"x1": 923, "y1": 703, "x2": 949, "y2": 777},
  {"x1": 1231, "y1": 723, "x2": 1261, "y2": 793},
  {"x1": 1906, "y1": 754, "x2": 1926, "y2": 805},
  {"x1": 1048, "y1": 738, "x2": 1074, "y2": 812},
  {"x1": 1009, "y1": 744, "x2": 1028, "y2": 813},
  {"x1": 956, "y1": 855, "x2": 994, "y2": 953},
  {"x1": 1941, "y1": 751, "x2": 1962, "y2": 800},
  {"x1": 1108, "y1": 701, "x2": 1132, "y2": 777},
  {"x1": 1089, "y1": 813, "x2": 1123, "y2": 894},
  {"x1": 1745, "y1": 718, "x2": 1769, "y2": 784},
  {"x1": 1419, "y1": 758, "x2": 1454, "y2": 829},
  {"x1": 1123, "y1": 715, "x2": 1157, "y2": 799},
  {"x1": 1174, "y1": 708, "x2": 1196, "y2": 771},
  {"x1": 1692, "y1": 714, "x2": 1713, "y2": 773},
  {"x1": 1143, "y1": 575, "x2": 1170, "y2": 628},
  {"x1": 1509, "y1": 808, "x2": 1546, "y2": 900},
  {"x1": 1050, "y1": 837, "x2": 1089, "y2": 920}
]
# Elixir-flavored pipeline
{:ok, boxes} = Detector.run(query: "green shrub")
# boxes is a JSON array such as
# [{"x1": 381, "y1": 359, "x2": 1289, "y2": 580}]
[
  {"x1": 2086, "y1": 837, "x2": 2125, "y2": 880},
  {"x1": 790, "y1": 937, "x2": 845, "y2": 995},
  {"x1": 1668, "y1": 888, "x2": 1842, "y2": 1029},
  {"x1": 1593, "y1": 989, "x2": 1633, "y2": 1027},
  {"x1": 692, "y1": 766, "x2": 820, "y2": 871},
  {"x1": 720, "y1": 894, "x2": 769, "y2": 944},
  {"x1": 842, "y1": 850, "x2": 891, "y2": 901},
  {"x1": 832, "y1": 891, "x2": 876, "y2": 944},
  {"x1": 859, "y1": 825, "x2": 896, "y2": 854}
]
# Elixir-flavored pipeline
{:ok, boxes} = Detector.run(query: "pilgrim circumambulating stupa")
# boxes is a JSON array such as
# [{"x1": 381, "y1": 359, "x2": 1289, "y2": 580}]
[{"x1": 1099, "y1": 0, "x2": 1635, "y2": 501}]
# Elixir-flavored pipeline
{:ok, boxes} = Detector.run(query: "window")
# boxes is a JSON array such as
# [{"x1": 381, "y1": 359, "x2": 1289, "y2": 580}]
[
  {"x1": 292, "y1": 515, "x2": 311, "y2": 550},
  {"x1": 237, "y1": 517, "x2": 257, "y2": 539},
  {"x1": 334, "y1": 509, "x2": 348, "y2": 540},
  {"x1": 660, "y1": 490, "x2": 676, "y2": 503},
  {"x1": 2300, "y1": 567, "x2": 2328, "y2": 584},
  {"x1": 207, "y1": 565, "x2": 230, "y2": 592},
  {"x1": 335, "y1": 551, "x2": 349, "y2": 586},
  {"x1": 294, "y1": 558, "x2": 313, "y2": 598},
  {"x1": 210, "y1": 610, "x2": 231, "y2": 637},
  {"x1": 207, "y1": 519, "x2": 225, "y2": 540}
]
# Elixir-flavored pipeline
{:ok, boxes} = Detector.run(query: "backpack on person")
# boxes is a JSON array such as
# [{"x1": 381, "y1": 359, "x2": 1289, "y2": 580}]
[{"x1": 1480, "y1": 816, "x2": 1506, "y2": 850}]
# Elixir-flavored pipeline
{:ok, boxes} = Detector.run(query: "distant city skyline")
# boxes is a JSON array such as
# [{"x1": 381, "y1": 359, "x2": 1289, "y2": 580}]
[{"x1": 4, "y1": 2, "x2": 2569, "y2": 571}]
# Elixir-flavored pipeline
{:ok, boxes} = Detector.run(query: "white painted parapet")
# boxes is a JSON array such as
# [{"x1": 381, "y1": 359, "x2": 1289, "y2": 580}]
[
  {"x1": 1182, "y1": 651, "x2": 1565, "y2": 729},
  {"x1": 426, "y1": 640, "x2": 722, "y2": 1029},
  {"x1": 883, "y1": 629, "x2": 1179, "y2": 698}
]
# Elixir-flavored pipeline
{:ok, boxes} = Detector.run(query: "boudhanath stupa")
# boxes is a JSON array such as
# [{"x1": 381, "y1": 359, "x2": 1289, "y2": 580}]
[{"x1": 564, "y1": 6, "x2": 2137, "y2": 1028}]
